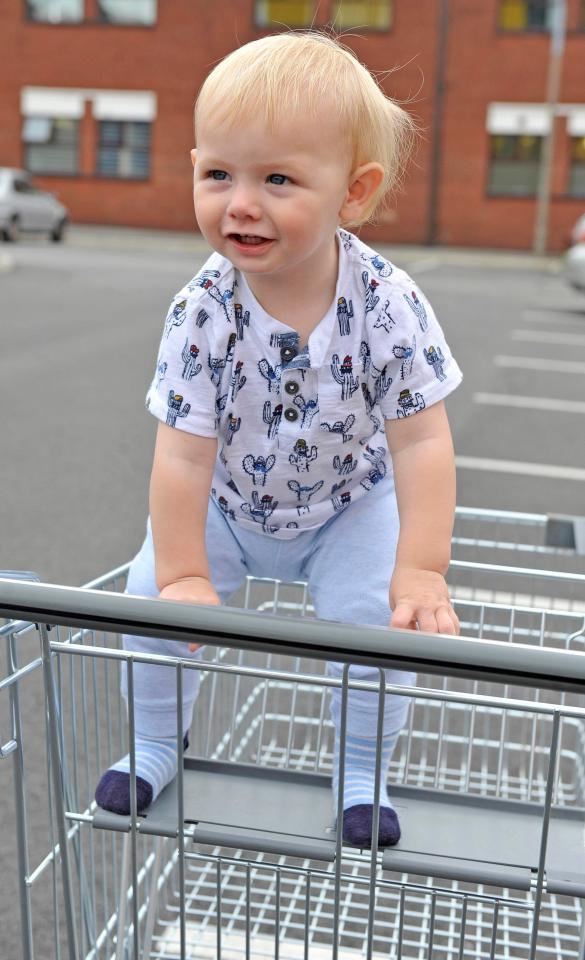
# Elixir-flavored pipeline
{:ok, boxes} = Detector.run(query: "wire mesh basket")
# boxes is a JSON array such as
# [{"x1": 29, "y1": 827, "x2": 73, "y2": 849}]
[{"x1": 1, "y1": 510, "x2": 585, "y2": 960}]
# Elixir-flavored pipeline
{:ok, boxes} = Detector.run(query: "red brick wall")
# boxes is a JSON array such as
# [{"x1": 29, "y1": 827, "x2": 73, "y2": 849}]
[
  {"x1": 1, "y1": 0, "x2": 583, "y2": 249},
  {"x1": 356, "y1": 1, "x2": 441, "y2": 247},
  {"x1": 437, "y1": 0, "x2": 585, "y2": 250}
]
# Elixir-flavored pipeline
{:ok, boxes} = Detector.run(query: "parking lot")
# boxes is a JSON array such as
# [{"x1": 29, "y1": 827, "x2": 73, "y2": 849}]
[
  {"x1": 1, "y1": 226, "x2": 584, "y2": 586},
  {"x1": 1, "y1": 227, "x2": 585, "y2": 956}
]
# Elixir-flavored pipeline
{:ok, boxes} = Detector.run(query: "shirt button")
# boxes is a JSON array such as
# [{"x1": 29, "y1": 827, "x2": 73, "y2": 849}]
[
  {"x1": 280, "y1": 345, "x2": 298, "y2": 363},
  {"x1": 284, "y1": 407, "x2": 299, "y2": 422},
  {"x1": 284, "y1": 380, "x2": 299, "y2": 396}
]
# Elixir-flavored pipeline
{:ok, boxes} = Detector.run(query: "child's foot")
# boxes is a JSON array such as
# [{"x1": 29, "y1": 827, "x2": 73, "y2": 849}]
[
  {"x1": 333, "y1": 731, "x2": 401, "y2": 848},
  {"x1": 342, "y1": 804, "x2": 400, "y2": 848},
  {"x1": 95, "y1": 733, "x2": 189, "y2": 815}
]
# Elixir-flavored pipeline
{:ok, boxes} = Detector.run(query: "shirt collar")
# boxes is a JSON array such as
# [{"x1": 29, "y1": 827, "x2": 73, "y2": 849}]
[{"x1": 235, "y1": 230, "x2": 349, "y2": 370}]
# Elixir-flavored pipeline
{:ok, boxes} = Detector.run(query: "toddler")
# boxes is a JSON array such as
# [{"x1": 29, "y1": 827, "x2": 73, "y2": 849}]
[{"x1": 96, "y1": 30, "x2": 462, "y2": 848}]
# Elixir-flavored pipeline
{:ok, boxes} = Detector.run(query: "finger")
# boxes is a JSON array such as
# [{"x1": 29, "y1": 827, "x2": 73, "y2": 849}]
[
  {"x1": 391, "y1": 603, "x2": 417, "y2": 630},
  {"x1": 449, "y1": 607, "x2": 461, "y2": 636},
  {"x1": 416, "y1": 610, "x2": 439, "y2": 635},
  {"x1": 436, "y1": 606, "x2": 458, "y2": 635}
]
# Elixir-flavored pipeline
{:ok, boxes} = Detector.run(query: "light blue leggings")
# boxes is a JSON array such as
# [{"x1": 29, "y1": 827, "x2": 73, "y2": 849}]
[{"x1": 121, "y1": 477, "x2": 415, "y2": 741}]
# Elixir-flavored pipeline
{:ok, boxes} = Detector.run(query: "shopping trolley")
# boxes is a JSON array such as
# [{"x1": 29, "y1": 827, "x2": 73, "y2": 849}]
[
  {"x1": 1, "y1": 506, "x2": 585, "y2": 960},
  {"x1": 451, "y1": 507, "x2": 585, "y2": 566}
]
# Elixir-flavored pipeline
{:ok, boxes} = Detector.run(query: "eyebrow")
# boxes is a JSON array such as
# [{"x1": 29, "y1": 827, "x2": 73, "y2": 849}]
[{"x1": 197, "y1": 155, "x2": 306, "y2": 172}]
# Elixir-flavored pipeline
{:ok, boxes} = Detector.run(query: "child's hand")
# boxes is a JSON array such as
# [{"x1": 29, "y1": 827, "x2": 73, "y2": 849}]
[
  {"x1": 158, "y1": 577, "x2": 221, "y2": 651},
  {"x1": 389, "y1": 567, "x2": 459, "y2": 635}
]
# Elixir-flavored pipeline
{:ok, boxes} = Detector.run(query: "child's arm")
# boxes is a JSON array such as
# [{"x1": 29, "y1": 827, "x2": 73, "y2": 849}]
[
  {"x1": 385, "y1": 400, "x2": 460, "y2": 636},
  {"x1": 149, "y1": 422, "x2": 220, "y2": 621}
]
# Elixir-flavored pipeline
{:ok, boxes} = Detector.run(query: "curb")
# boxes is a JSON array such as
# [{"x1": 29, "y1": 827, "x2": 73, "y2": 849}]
[
  {"x1": 7, "y1": 224, "x2": 560, "y2": 275},
  {"x1": 64, "y1": 226, "x2": 563, "y2": 272},
  {"x1": 375, "y1": 245, "x2": 562, "y2": 274},
  {"x1": 66, "y1": 225, "x2": 211, "y2": 256}
]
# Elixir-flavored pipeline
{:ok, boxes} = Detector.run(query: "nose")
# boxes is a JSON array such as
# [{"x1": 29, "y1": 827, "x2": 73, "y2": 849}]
[{"x1": 226, "y1": 183, "x2": 262, "y2": 222}]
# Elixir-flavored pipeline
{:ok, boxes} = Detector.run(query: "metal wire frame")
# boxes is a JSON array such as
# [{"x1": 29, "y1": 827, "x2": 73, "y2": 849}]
[
  {"x1": 2, "y1": 545, "x2": 585, "y2": 960},
  {"x1": 148, "y1": 847, "x2": 556, "y2": 960},
  {"x1": 452, "y1": 506, "x2": 585, "y2": 561},
  {"x1": 9, "y1": 632, "x2": 585, "y2": 955},
  {"x1": 7, "y1": 662, "x2": 582, "y2": 959}
]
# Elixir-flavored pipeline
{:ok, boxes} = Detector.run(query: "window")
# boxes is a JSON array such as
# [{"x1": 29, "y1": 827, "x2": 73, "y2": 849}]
[
  {"x1": 254, "y1": 0, "x2": 314, "y2": 27},
  {"x1": 488, "y1": 134, "x2": 542, "y2": 195},
  {"x1": 569, "y1": 137, "x2": 585, "y2": 196},
  {"x1": 26, "y1": 0, "x2": 83, "y2": 22},
  {"x1": 331, "y1": 0, "x2": 392, "y2": 30},
  {"x1": 26, "y1": 0, "x2": 157, "y2": 24},
  {"x1": 97, "y1": 0, "x2": 156, "y2": 24},
  {"x1": 498, "y1": 0, "x2": 550, "y2": 31},
  {"x1": 23, "y1": 116, "x2": 79, "y2": 174},
  {"x1": 13, "y1": 175, "x2": 38, "y2": 195},
  {"x1": 97, "y1": 121, "x2": 151, "y2": 179}
]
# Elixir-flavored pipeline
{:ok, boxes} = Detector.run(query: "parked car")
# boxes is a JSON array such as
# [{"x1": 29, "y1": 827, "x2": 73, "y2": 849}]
[
  {"x1": 0, "y1": 168, "x2": 69, "y2": 242},
  {"x1": 564, "y1": 212, "x2": 585, "y2": 292}
]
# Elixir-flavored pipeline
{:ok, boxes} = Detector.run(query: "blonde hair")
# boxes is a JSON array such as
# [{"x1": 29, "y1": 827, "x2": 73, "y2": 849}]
[{"x1": 194, "y1": 31, "x2": 417, "y2": 227}]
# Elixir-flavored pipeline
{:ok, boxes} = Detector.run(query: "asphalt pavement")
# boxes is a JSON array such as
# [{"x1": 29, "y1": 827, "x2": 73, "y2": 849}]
[
  {"x1": 1, "y1": 225, "x2": 585, "y2": 957},
  {"x1": 1, "y1": 224, "x2": 583, "y2": 587}
]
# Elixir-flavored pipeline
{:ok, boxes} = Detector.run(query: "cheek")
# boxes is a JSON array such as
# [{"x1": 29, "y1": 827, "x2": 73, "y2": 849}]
[
  {"x1": 286, "y1": 204, "x2": 338, "y2": 243},
  {"x1": 276, "y1": 196, "x2": 321, "y2": 233},
  {"x1": 193, "y1": 188, "x2": 220, "y2": 228}
]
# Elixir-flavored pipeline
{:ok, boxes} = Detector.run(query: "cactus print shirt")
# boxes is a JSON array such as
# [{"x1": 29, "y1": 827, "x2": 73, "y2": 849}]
[{"x1": 146, "y1": 229, "x2": 463, "y2": 538}]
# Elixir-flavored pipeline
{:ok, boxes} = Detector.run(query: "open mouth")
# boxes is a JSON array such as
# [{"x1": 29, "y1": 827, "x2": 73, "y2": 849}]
[{"x1": 229, "y1": 233, "x2": 272, "y2": 246}]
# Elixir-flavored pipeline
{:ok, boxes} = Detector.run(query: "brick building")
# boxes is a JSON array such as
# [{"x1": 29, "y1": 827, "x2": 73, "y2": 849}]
[{"x1": 1, "y1": 0, "x2": 584, "y2": 250}]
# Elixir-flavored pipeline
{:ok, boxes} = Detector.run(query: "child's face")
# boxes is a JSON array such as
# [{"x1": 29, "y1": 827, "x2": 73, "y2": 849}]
[{"x1": 191, "y1": 108, "x2": 353, "y2": 283}]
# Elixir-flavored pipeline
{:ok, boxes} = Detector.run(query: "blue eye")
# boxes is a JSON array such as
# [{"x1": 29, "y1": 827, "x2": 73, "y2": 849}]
[
  {"x1": 267, "y1": 173, "x2": 289, "y2": 185},
  {"x1": 208, "y1": 170, "x2": 228, "y2": 181}
]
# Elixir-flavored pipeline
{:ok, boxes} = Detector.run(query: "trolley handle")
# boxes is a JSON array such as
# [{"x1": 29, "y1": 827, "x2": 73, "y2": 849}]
[{"x1": 0, "y1": 576, "x2": 584, "y2": 694}]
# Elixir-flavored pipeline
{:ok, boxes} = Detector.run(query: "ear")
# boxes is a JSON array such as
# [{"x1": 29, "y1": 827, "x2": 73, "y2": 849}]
[
  {"x1": 339, "y1": 162, "x2": 385, "y2": 223},
  {"x1": 190, "y1": 149, "x2": 197, "y2": 168}
]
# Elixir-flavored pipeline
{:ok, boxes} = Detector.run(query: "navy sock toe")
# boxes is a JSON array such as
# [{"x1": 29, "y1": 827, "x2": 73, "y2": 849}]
[
  {"x1": 95, "y1": 732, "x2": 189, "y2": 816},
  {"x1": 95, "y1": 770, "x2": 153, "y2": 815},
  {"x1": 342, "y1": 804, "x2": 401, "y2": 848}
]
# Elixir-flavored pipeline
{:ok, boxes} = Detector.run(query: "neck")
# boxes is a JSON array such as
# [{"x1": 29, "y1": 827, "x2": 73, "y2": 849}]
[{"x1": 243, "y1": 234, "x2": 339, "y2": 319}]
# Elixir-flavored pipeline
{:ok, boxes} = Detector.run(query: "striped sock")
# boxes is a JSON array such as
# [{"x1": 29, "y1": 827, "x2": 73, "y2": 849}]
[
  {"x1": 333, "y1": 730, "x2": 396, "y2": 810},
  {"x1": 332, "y1": 729, "x2": 401, "y2": 848},
  {"x1": 95, "y1": 734, "x2": 185, "y2": 816}
]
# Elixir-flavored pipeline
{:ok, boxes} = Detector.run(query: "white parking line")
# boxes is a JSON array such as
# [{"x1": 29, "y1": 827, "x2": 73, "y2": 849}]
[
  {"x1": 404, "y1": 256, "x2": 440, "y2": 275},
  {"x1": 494, "y1": 355, "x2": 585, "y2": 374},
  {"x1": 456, "y1": 456, "x2": 585, "y2": 481},
  {"x1": 511, "y1": 329, "x2": 585, "y2": 346},
  {"x1": 522, "y1": 309, "x2": 585, "y2": 327},
  {"x1": 474, "y1": 392, "x2": 585, "y2": 414}
]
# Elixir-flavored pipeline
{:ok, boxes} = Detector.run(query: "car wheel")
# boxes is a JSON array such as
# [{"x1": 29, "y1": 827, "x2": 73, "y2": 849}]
[
  {"x1": 3, "y1": 216, "x2": 20, "y2": 243},
  {"x1": 50, "y1": 218, "x2": 68, "y2": 243}
]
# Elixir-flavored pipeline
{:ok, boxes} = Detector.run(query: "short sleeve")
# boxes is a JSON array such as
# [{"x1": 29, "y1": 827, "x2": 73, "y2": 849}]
[
  {"x1": 366, "y1": 271, "x2": 463, "y2": 420},
  {"x1": 145, "y1": 290, "x2": 219, "y2": 437}
]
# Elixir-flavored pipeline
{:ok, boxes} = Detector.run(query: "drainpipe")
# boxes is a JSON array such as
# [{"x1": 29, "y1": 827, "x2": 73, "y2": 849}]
[
  {"x1": 533, "y1": 0, "x2": 566, "y2": 255},
  {"x1": 427, "y1": 0, "x2": 450, "y2": 245}
]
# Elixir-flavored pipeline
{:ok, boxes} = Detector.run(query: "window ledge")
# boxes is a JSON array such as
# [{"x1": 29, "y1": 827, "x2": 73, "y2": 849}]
[
  {"x1": 486, "y1": 190, "x2": 585, "y2": 200},
  {"x1": 495, "y1": 26, "x2": 585, "y2": 36},
  {"x1": 22, "y1": 171, "x2": 152, "y2": 182},
  {"x1": 25, "y1": 16, "x2": 157, "y2": 28}
]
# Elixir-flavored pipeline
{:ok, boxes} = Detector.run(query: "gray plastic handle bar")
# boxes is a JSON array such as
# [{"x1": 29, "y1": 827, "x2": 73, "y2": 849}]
[{"x1": 0, "y1": 577, "x2": 584, "y2": 693}]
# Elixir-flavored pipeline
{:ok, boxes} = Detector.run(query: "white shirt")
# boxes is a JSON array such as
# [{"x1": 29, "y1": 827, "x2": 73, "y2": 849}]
[{"x1": 146, "y1": 229, "x2": 463, "y2": 538}]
